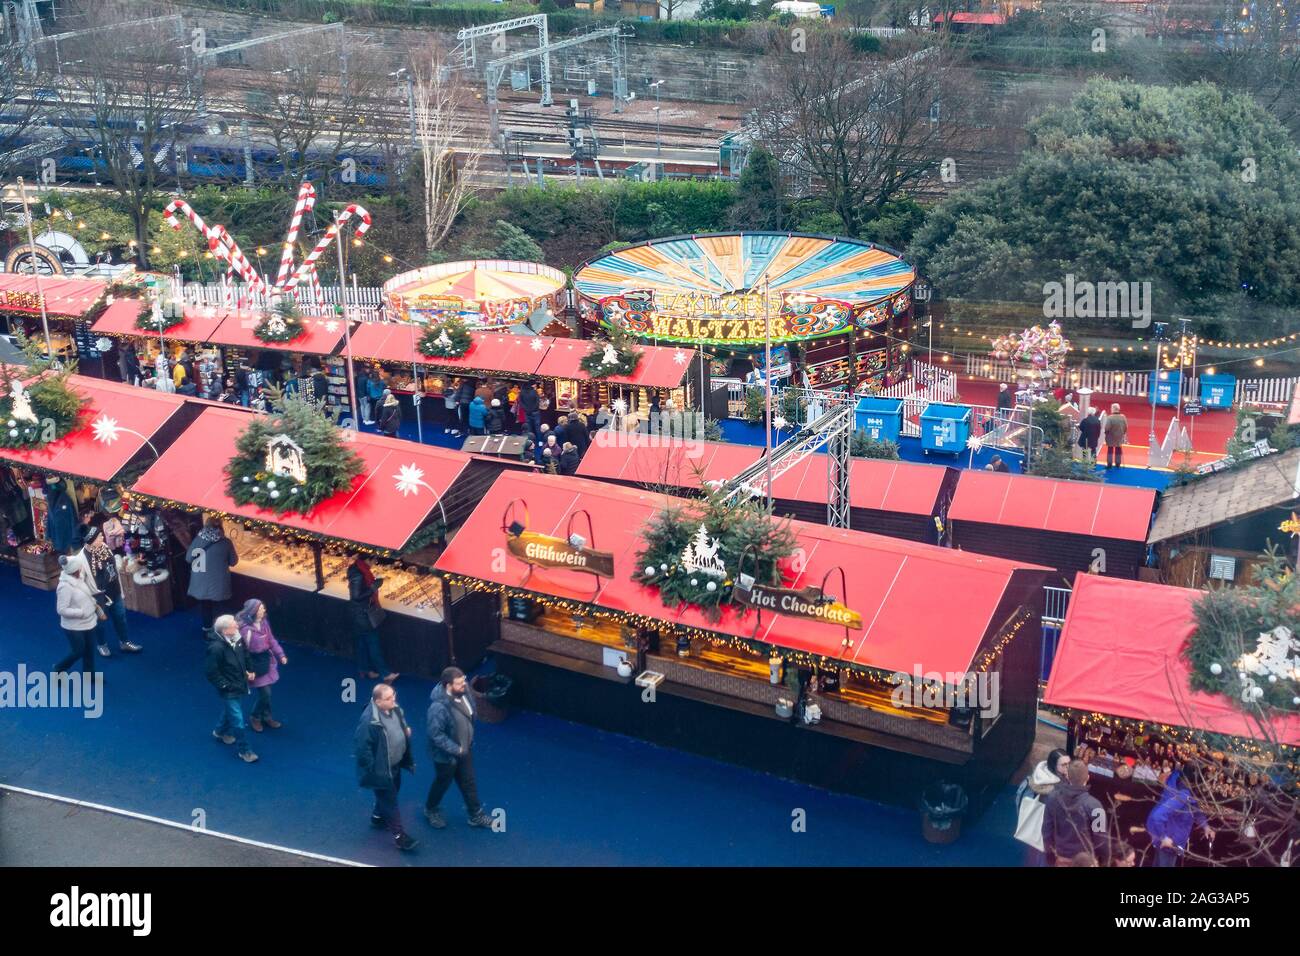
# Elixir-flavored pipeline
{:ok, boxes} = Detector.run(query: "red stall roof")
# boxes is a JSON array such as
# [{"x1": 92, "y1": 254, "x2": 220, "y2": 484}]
[
  {"x1": 1044, "y1": 575, "x2": 1300, "y2": 747},
  {"x1": 206, "y1": 310, "x2": 347, "y2": 355},
  {"x1": 131, "y1": 405, "x2": 470, "y2": 550},
  {"x1": 0, "y1": 375, "x2": 188, "y2": 481},
  {"x1": 770, "y1": 456, "x2": 950, "y2": 516},
  {"x1": 933, "y1": 11, "x2": 1006, "y2": 25},
  {"x1": 535, "y1": 338, "x2": 693, "y2": 388},
  {"x1": 90, "y1": 301, "x2": 227, "y2": 343},
  {"x1": 350, "y1": 324, "x2": 552, "y2": 376},
  {"x1": 0, "y1": 274, "x2": 104, "y2": 318},
  {"x1": 435, "y1": 471, "x2": 1044, "y2": 674},
  {"x1": 575, "y1": 437, "x2": 761, "y2": 488},
  {"x1": 948, "y1": 471, "x2": 1155, "y2": 541}
]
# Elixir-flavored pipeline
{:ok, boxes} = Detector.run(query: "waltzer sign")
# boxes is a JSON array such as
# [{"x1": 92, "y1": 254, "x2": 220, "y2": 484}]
[
  {"x1": 736, "y1": 581, "x2": 862, "y2": 628},
  {"x1": 507, "y1": 530, "x2": 615, "y2": 578}
]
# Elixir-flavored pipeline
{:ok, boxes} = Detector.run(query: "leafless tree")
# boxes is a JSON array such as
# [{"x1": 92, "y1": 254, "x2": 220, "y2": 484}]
[
  {"x1": 411, "y1": 42, "x2": 480, "y2": 255},
  {"x1": 750, "y1": 33, "x2": 976, "y2": 236},
  {"x1": 50, "y1": 1, "x2": 199, "y2": 269},
  {"x1": 0, "y1": 10, "x2": 45, "y2": 184},
  {"x1": 237, "y1": 31, "x2": 391, "y2": 185}
]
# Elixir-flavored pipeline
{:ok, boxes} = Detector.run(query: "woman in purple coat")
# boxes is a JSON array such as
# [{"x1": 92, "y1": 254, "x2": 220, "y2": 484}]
[{"x1": 236, "y1": 599, "x2": 287, "y2": 733}]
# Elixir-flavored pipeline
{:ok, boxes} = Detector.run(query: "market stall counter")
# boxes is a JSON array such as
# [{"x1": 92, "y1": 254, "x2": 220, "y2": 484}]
[
  {"x1": 436, "y1": 471, "x2": 1050, "y2": 807},
  {"x1": 129, "y1": 404, "x2": 518, "y2": 675}
]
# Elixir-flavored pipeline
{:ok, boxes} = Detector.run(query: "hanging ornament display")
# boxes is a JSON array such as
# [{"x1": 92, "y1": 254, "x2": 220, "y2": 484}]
[
  {"x1": 990, "y1": 320, "x2": 1072, "y2": 383},
  {"x1": 253, "y1": 300, "x2": 307, "y2": 344},
  {"x1": 580, "y1": 322, "x2": 642, "y2": 379},
  {"x1": 0, "y1": 367, "x2": 87, "y2": 451},
  {"x1": 135, "y1": 296, "x2": 183, "y2": 333},
  {"x1": 417, "y1": 316, "x2": 473, "y2": 359}
]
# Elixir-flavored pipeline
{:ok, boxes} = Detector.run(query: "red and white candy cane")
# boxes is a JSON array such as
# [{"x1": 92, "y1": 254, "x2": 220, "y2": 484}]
[
  {"x1": 164, "y1": 199, "x2": 269, "y2": 298},
  {"x1": 275, "y1": 181, "x2": 317, "y2": 293},
  {"x1": 284, "y1": 203, "x2": 371, "y2": 295}
]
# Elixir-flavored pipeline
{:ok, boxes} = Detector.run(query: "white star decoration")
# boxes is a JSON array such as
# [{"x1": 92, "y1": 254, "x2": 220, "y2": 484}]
[
  {"x1": 612, "y1": 398, "x2": 627, "y2": 415},
  {"x1": 673, "y1": 350, "x2": 688, "y2": 365},
  {"x1": 393, "y1": 463, "x2": 434, "y2": 497},
  {"x1": 322, "y1": 319, "x2": 339, "y2": 333},
  {"x1": 91, "y1": 415, "x2": 122, "y2": 445},
  {"x1": 530, "y1": 337, "x2": 545, "y2": 352},
  {"x1": 966, "y1": 435, "x2": 984, "y2": 451}
]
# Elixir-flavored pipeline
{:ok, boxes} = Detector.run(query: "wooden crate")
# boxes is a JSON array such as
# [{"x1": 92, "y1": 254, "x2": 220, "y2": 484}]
[
  {"x1": 18, "y1": 547, "x2": 60, "y2": 591},
  {"x1": 121, "y1": 570, "x2": 175, "y2": 618}
]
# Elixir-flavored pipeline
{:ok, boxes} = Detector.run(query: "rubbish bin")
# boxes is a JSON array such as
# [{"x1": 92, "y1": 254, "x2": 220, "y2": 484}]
[
  {"x1": 919, "y1": 782, "x2": 969, "y2": 844},
  {"x1": 469, "y1": 673, "x2": 513, "y2": 724},
  {"x1": 920, "y1": 403, "x2": 971, "y2": 456},
  {"x1": 854, "y1": 396, "x2": 903, "y2": 443}
]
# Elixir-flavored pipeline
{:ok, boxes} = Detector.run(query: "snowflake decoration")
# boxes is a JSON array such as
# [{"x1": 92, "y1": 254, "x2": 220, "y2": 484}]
[
  {"x1": 322, "y1": 319, "x2": 339, "y2": 334},
  {"x1": 772, "y1": 415, "x2": 788, "y2": 432},
  {"x1": 91, "y1": 415, "x2": 122, "y2": 446},
  {"x1": 612, "y1": 397, "x2": 628, "y2": 416},
  {"x1": 966, "y1": 435, "x2": 984, "y2": 451},
  {"x1": 673, "y1": 349, "x2": 689, "y2": 365},
  {"x1": 530, "y1": 337, "x2": 545, "y2": 352},
  {"x1": 393, "y1": 463, "x2": 433, "y2": 498}
]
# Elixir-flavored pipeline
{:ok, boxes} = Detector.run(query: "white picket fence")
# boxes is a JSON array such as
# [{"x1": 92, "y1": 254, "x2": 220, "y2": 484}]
[
  {"x1": 876, "y1": 360, "x2": 957, "y2": 436},
  {"x1": 178, "y1": 282, "x2": 388, "y2": 323},
  {"x1": 965, "y1": 355, "x2": 1299, "y2": 404}
]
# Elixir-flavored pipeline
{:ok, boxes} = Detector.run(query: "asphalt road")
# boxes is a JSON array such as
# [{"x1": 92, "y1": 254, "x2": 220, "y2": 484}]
[{"x1": 0, "y1": 789, "x2": 351, "y2": 867}]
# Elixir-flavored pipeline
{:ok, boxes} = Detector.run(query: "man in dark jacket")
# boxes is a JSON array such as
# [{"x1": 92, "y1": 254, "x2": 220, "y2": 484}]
[
  {"x1": 559, "y1": 442, "x2": 581, "y2": 476},
  {"x1": 485, "y1": 398, "x2": 505, "y2": 436},
  {"x1": 187, "y1": 515, "x2": 239, "y2": 634},
  {"x1": 456, "y1": 378, "x2": 476, "y2": 435},
  {"x1": 205, "y1": 615, "x2": 258, "y2": 762},
  {"x1": 518, "y1": 382, "x2": 541, "y2": 439},
  {"x1": 564, "y1": 413, "x2": 591, "y2": 457},
  {"x1": 44, "y1": 477, "x2": 79, "y2": 554},
  {"x1": 1042, "y1": 760, "x2": 1107, "y2": 865},
  {"x1": 1078, "y1": 409, "x2": 1102, "y2": 460},
  {"x1": 424, "y1": 667, "x2": 491, "y2": 830},
  {"x1": 347, "y1": 558, "x2": 398, "y2": 683},
  {"x1": 995, "y1": 383, "x2": 1013, "y2": 418},
  {"x1": 354, "y1": 683, "x2": 418, "y2": 851}
]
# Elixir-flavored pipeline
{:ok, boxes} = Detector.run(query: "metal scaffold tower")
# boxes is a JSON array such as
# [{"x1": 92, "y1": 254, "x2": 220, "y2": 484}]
[{"x1": 722, "y1": 389, "x2": 856, "y2": 528}]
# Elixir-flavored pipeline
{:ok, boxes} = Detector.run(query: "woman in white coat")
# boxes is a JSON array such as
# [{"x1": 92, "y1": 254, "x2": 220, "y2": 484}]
[{"x1": 55, "y1": 551, "x2": 102, "y2": 675}]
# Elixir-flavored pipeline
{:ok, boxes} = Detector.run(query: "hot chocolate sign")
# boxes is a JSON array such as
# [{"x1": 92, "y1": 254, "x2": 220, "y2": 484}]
[{"x1": 735, "y1": 580, "x2": 861, "y2": 629}]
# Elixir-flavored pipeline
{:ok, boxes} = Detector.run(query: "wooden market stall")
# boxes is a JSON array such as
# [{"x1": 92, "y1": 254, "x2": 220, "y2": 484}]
[
  {"x1": 435, "y1": 471, "x2": 1050, "y2": 806},
  {"x1": 129, "y1": 404, "x2": 514, "y2": 674},
  {"x1": 948, "y1": 470, "x2": 1156, "y2": 585},
  {"x1": 1044, "y1": 574, "x2": 1300, "y2": 865},
  {"x1": 0, "y1": 273, "x2": 107, "y2": 362}
]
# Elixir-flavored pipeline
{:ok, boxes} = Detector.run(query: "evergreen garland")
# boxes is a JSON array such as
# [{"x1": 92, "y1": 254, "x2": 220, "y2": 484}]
[
  {"x1": 416, "y1": 316, "x2": 473, "y2": 359},
  {"x1": 134, "y1": 300, "x2": 182, "y2": 333},
  {"x1": 634, "y1": 486, "x2": 796, "y2": 620},
  {"x1": 253, "y1": 299, "x2": 307, "y2": 344},
  {"x1": 225, "y1": 388, "x2": 365, "y2": 515},
  {"x1": 1186, "y1": 545, "x2": 1300, "y2": 713},
  {"x1": 0, "y1": 339, "x2": 87, "y2": 450},
  {"x1": 580, "y1": 322, "x2": 642, "y2": 379}
]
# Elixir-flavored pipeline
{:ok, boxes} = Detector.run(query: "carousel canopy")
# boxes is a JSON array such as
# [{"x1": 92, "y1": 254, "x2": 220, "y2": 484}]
[
  {"x1": 383, "y1": 260, "x2": 566, "y2": 326},
  {"x1": 0, "y1": 375, "x2": 189, "y2": 481},
  {"x1": 131, "y1": 405, "x2": 469, "y2": 550},
  {"x1": 0, "y1": 274, "x2": 104, "y2": 318},
  {"x1": 435, "y1": 471, "x2": 1046, "y2": 674},
  {"x1": 949, "y1": 470, "x2": 1155, "y2": 542},
  {"x1": 1043, "y1": 574, "x2": 1300, "y2": 746}
]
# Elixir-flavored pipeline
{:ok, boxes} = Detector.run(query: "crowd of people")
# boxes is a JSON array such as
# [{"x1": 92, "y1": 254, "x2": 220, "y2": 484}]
[{"x1": 992, "y1": 383, "x2": 1131, "y2": 470}]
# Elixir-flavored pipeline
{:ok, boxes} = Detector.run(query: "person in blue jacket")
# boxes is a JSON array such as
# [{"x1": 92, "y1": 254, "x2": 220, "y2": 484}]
[
  {"x1": 1146, "y1": 768, "x2": 1214, "y2": 866},
  {"x1": 467, "y1": 395, "x2": 488, "y2": 436}
]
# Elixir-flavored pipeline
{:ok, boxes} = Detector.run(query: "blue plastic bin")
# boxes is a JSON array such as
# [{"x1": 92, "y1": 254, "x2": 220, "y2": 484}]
[
  {"x1": 854, "y1": 396, "x2": 903, "y2": 443},
  {"x1": 920, "y1": 403, "x2": 971, "y2": 455}
]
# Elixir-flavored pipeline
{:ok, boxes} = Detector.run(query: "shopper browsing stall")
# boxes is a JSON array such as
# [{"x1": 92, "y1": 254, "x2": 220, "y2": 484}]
[{"x1": 187, "y1": 515, "x2": 239, "y2": 634}]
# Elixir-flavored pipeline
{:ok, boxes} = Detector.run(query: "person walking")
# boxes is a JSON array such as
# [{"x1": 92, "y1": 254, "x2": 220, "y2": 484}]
[
  {"x1": 81, "y1": 524, "x2": 142, "y2": 657},
  {"x1": 378, "y1": 389, "x2": 402, "y2": 439},
  {"x1": 467, "y1": 394, "x2": 487, "y2": 436},
  {"x1": 187, "y1": 515, "x2": 239, "y2": 634},
  {"x1": 44, "y1": 476, "x2": 79, "y2": 555},
  {"x1": 1041, "y1": 759, "x2": 1109, "y2": 866},
  {"x1": 1078, "y1": 408, "x2": 1102, "y2": 462},
  {"x1": 366, "y1": 372, "x2": 386, "y2": 427},
  {"x1": 518, "y1": 381, "x2": 541, "y2": 439},
  {"x1": 54, "y1": 552, "x2": 101, "y2": 676},
  {"x1": 559, "y1": 441, "x2": 581, "y2": 476},
  {"x1": 204, "y1": 614, "x2": 259, "y2": 763},
  {"x1": 1146, "y1": 767, "x2": 1214, "y2": 867},
  {"x1": 1014, "y1": 748, "x2": 1069, "y2": 865},
  {"x1": 1103, "y1": 403, "x2": 1128, "y2": 469},
  {"x1": 348, "y1": 557, "x2": 398, "y2": 683},
  {"x1": 424, "y1": 667, "x2": 492, "y2": 830},
  {"x1": 236, "y1": 598, "x2": 287, "y2": 733},
  {"x1": 354, "y1": 683, "x2": 418, "y2": 851}
]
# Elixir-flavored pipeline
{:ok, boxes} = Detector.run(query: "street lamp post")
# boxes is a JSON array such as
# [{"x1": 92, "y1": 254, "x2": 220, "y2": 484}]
[
  {"x1": 763, "y1": 276, "x2": 772, "y2": 514},
  {"x1": 334, "y1": 213, "x2": 360, "y2": 433},
  {"x1": 1148, "y1": 322, "x2": 1167, "y2": 461},
  {"x1": 15, "y1": 177, "x2": 55, "y2": 361},
  {"x1": 649, "y1": 80, "x2": 664, "y2": 158}
]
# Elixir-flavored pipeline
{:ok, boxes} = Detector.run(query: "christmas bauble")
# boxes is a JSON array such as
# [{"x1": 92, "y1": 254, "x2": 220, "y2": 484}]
[
  {"x1": 706, "y1": 581, "x2": 717, "y2": 592},
  {"x1": 690, "y1": 578, "x2": 698, "y2": 587},
  {"x1": 645, "y1": 566, "x2": 655, "y2": 576},
  {"x1": 270, "y1": 490, "x2": 279, "y2": 499},
  {"x1": 1209, "y1": 663, "x2": 1222, "y2": 675}
]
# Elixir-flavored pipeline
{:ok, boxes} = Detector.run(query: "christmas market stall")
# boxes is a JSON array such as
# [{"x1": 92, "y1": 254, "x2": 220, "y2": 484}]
[
  {"x1": 129, "y1": 402, "x2": 515, "y2": 674},
  {"x1": 573, "y1": 232, "x2": 916, "y2": 393},
  {"x1": 436, "y1": 470, "x2": 1049, "y2": 806},
  {"x1": 1044, "y1": 574, "x2": 1300, "y2": 866},
  {"x1": 574, "y1": 436, "x2": 956, "y2": 543},
  {"x1": 382, "y1": 260, "x2": 567, "y2": 328},
  {"x1": 349, "y1": 322, "x2": 699, "y2": 434},
  {"x1": 948, "y1": 470, "x2": 1156, "y2": 585},
  {"x1": 89, "y1": 297, "x2": 229, "y2": 388},
  {"x1": 0, "y1": 373, "x2": 196, "y2": 611},
  {"x1": 0, "y1": 272, "x2": 107, "y2": 361}
]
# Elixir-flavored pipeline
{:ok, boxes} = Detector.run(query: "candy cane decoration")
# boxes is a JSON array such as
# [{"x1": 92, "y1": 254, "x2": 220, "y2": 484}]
[
  {"x1": 284, "y1": 203, "x2": 371, "y2": 295},
  {"x1": 275, "y1": 181, "x2": 316, "y2": 292},
  {"x1": 164, "y1": 199, "x2": 269, "y2": 298}
]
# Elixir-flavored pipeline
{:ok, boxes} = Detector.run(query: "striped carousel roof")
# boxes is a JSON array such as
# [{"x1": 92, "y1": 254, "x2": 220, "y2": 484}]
[
  {"x1": 384, "y1": 260, "x2": 566, "y2": 305},
  {"x1": 573, "y1": 233, "x2": 916, "y2": 306}
]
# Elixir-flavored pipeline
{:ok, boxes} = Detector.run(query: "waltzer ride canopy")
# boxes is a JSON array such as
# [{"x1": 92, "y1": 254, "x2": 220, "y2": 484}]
[
  {"x1": 0, "y1": 375, "x2": 192, "y2": 482},
  {"x1": 948, "y1": 471, "x2": 1156, "y2": 582},
  {"x1": 383, "y1": 261, "x2": 567, "y2": 327},
  {"x1": 436, "y1": 471, "x2": 1047, "y2": 675},
  {"x1": 1044, "y1": 574, "x2": 1300, "y2": 747},
  {"x1": 572, "y1": 233, "x2": 916, "y2": 348}
]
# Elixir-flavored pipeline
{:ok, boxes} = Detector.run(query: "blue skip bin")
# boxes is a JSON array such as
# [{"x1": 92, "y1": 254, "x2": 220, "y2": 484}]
[
  {"x1": 1199, "y1": 373, "x2": 1236, "y2": 409},
  {"x1": 921, "y1": 403, "x2": 971, "y2": 455},
  {"x1": 855, "y1": 396, "x2": 903, "y2": 443},
  {"x1": 1148, "y1": 369, "x2": 1182, "y2": 407}
]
